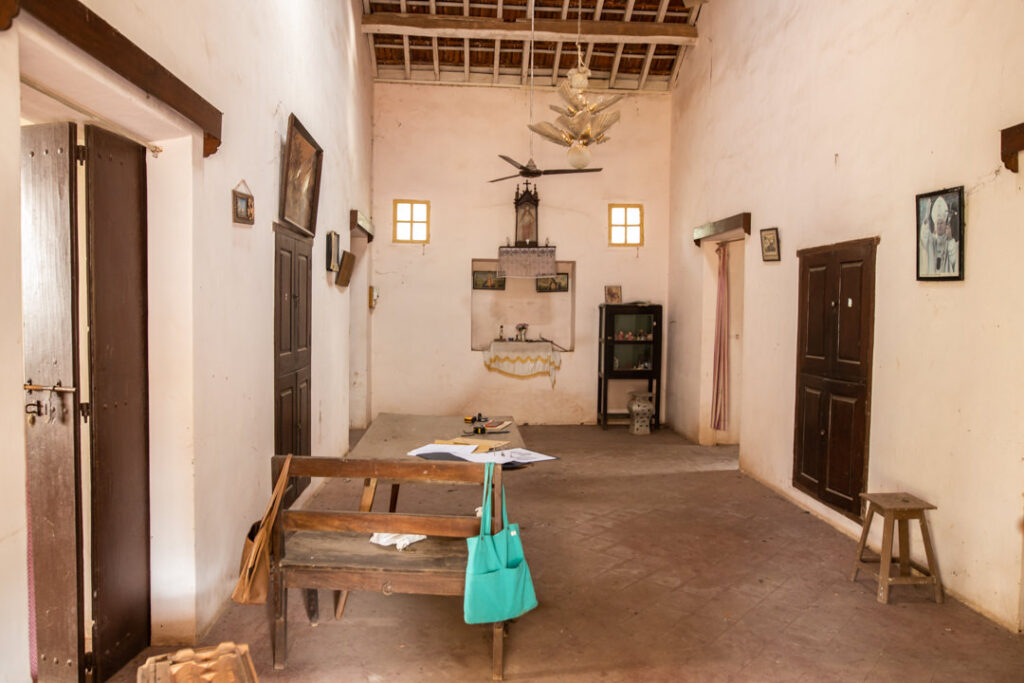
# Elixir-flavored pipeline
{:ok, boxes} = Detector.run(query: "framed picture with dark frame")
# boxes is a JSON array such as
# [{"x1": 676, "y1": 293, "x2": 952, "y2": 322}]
[
  {"x1": 916, "y1": 186, "x2": 964, "y2": 281},
  {"x1": 604, "y1": 285, "x2": 622, "y2": 304},
  {"x1": 279, "y1": 113, "x2": 324, "y2": 237},
  {"x1": 473, "y1": 270, "x2": 506, "y2": 290},
  {"x1": 760, "y1": 227, "x2": 780, "y2": 262},
  {"x1": 536, "y1": 273, "x2": 569, "y2": 292},
  {"x1": 232, "y1": 189, "x2": 254, "y2": 225}
]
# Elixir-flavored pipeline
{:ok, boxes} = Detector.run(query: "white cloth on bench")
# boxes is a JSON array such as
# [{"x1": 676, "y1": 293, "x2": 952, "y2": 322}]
[{"x1": 369, "y1": 532, "x2": 427, "y2": 551}]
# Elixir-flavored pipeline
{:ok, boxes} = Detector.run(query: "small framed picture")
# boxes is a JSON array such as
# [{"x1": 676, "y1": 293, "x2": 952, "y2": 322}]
[
  {"x1": 326, "y1": 231, "x2": 340, "y2": 271},
  {"x1": 473, "y1": 271, "x2": 506, "y2": 290},
  {"x1": 232, "y1": 189, "x2": 254, "y2": 225},
  {"x1": 336, "y1": 250, "x2": 356, "y2": 287},
  {"x1": 760, "y1": 227, "x2": 780, "y2": 262},
  {"x1": 536, "y1": 273, "x2": 569, "y2": 292},
  {"x1": 916, "y1": 186, "x2": 964, "y2": 281},
  {"x1": 604, "y1": 285, "x2": 622, "y2": 304}
]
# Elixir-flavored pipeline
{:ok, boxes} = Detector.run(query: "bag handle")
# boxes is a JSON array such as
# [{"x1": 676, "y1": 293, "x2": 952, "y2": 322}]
[{"x1": 478, "y1": 462, "x2": 494, "y2": 536}]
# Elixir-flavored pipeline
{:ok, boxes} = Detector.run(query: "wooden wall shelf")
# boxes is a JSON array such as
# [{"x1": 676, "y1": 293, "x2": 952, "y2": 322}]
[
  {"x1": 692, "y1": 212, "x2": 751, "y2": 245},
  {"x1": 1001, "y1": 123, "x2": 1024, "y2": 173}
]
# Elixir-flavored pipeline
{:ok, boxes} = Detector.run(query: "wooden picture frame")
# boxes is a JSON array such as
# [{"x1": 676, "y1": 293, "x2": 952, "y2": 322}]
[
  {"x1": 279, "y1": 114, "x2": 324, "y2": 237},
  {"x1": 326, "y1": 231, "x2": 340, "y2": 271},
  {"x1": 536, "y1": 273, "x2": 569, "y2": 292},
  {"x1": 473, "y1": 271, "x2": 506, "y2": 290},
  {"x1": 336, "y1": 250, "x2": 356, "y2": 287},
  {"x1": 916, "y1": 186, "x2": 964, "y2": 281},
  {"x1": 760, "y1": 227, "x2": 780, "y2": 262},
  {"x1": 232, "y1": 189, "x2": 254, "y2": 225},
  {"x1": 604, "y1": 285, "x2": 622, "y2": 304}
]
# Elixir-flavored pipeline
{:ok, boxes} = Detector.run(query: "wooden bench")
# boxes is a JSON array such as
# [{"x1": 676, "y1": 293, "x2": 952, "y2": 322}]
[{"x1": 268, "y1": 456, "x2": 512, "y2": 679}]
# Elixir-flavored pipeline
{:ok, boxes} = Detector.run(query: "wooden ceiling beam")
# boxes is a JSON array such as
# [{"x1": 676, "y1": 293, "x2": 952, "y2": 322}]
[
  {"x1": 608, "y1": 0, "x2": 634, "y2": 88},
  {"x1": 638, "y1": 0, "x2": 669, "y2": 90},
  {"x1": 361, "y1": 13, "x2": 698, "y2": 46},
  {"x1": 550, "y1": 0, "x2": 571, "y2": 86},
  {"x1": 583, "y1": 0, "x2": 604, "y2": 68},
  {"x1": 521, "y1": 0, "x2": 534, "y2": 85},
  {"x1": 429, "y1": 0, "x2": 439, "y2": 80},
  {"x1": 399, "y1": 0, "x2": 411, "y2": 78}
]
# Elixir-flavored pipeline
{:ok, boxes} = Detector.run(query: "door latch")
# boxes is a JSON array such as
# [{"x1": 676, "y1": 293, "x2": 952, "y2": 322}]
[
  {"x1": 25, "y1": 400, "x2": 42, "y2": 416},
  {"x1": 80, "y1": 402, "x2": 91, "y2": 423}
]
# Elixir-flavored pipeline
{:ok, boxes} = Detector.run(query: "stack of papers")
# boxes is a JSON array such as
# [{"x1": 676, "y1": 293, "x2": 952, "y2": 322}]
[{"x1": 406, "y1": 444, "x2": 556, "y2": 464}]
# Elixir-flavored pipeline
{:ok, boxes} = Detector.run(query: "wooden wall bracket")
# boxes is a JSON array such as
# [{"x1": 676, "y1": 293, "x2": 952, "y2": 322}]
[
  {"x1": 350, "y1": 209, "x2": 375, "y2": 242},
  {"x1": 1001, "y1": 123, "x2": 1024, "y2": 173},
  {"x1": 692, "y1": 212, "x2": 751, "y2": 245},
  {"x1": 0, "y1": 0, "x2": 20, "y2": 31},
  {"x1": 3, "y1": 0, "x2": 223, "y2": 157}
]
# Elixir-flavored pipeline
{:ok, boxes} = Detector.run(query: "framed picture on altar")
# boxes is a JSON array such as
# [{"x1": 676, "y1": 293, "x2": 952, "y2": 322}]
[{"x1": 473, "y1": 270, "x2": 506, "y2": 290}]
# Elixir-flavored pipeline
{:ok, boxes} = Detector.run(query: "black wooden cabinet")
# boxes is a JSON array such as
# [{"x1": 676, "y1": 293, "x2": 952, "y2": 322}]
[{"x1": 597, "y1": 303, "x2": 663, "y2": 429}]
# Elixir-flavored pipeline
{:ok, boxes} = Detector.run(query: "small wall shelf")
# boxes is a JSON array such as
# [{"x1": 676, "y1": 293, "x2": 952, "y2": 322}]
[{"x1": 1001, "y1": 123, "x2": 1024, "y2": 173}]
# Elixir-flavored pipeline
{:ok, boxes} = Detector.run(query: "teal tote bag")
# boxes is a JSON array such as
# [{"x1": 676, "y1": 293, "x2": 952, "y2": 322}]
[{"x1": 464, "y1": 463, "x2": 538, "y2": 624}]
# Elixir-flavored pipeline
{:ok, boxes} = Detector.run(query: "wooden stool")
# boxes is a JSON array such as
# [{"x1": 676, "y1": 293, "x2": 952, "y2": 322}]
[{"x1": 850, "y1": 492, "x2": 943, "y2": 604}]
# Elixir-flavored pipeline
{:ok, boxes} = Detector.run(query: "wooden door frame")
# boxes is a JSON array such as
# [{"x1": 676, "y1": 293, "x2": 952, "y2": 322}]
[{"x1": 793, "y1": 236, "x2": 879, "y2": 520}]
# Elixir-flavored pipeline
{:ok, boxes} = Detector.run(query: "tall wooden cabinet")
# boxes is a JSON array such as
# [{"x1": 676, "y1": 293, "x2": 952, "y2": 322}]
[
  {"x1": 597, "y1": 304, "x2": 663, "y2": 429},
  {"x1": 793, "y1": 238, "x2": 877, "y2": 516}
]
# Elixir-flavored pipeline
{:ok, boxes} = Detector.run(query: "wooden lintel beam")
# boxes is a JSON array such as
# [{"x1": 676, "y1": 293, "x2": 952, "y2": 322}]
[
  {"x1": 361, "y1": 13, "x2": 698, "y2": 46},
  {"x1": 692, "y1": 213, "x2": 751, "y2": 246},
  {"x1": 1001, "y1": 122, "x2": 1024, "y2": 173},
  {"x1": 10, "y1": 0, "x2": 223, "y2": 156}
]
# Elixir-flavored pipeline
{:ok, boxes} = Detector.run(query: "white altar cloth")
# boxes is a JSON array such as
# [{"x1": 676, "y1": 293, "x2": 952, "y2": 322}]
[{"x1": 484, "y1": 341, "x2": 561, "y2": 387}]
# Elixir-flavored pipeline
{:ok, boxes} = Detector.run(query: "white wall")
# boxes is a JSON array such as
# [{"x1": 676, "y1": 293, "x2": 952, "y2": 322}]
[
  {"x1": 371, "y1": 83, "x2": 670, "y2": 424},
  {"x1": 668, "y1": 0, "x2": 1024, "y2": 629},
  {"x1": 0, "y1": 26, "x2": 31, "y2": 683},
  {"x1": 2, "y1": 0, "x2": 373, "y2": 656}
]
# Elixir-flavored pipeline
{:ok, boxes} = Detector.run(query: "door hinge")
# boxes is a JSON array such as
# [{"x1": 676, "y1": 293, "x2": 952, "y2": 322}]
[
  {"x1": 80, "y1": 402, "x2": 91, "y2": 423},
  {"x1": 83, "y1": 650, "x2": 95, "y2": 680},
  {"x1": 76, "y1": 145, "x2": 88, "y2": 164}
]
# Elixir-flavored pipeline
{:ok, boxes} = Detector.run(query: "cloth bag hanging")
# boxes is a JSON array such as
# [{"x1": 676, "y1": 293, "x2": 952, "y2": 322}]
[
  {"x1": 232, "y1": 454, "x2": 293, "y2": 605},
  {"x1": 464, "y1": 462, "x2": 538, "y2": 624}
]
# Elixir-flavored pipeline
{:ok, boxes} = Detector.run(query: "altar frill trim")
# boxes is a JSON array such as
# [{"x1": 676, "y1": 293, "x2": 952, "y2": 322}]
[
  {"x1": 497, "y1": 246, "x2": 557, "y2": 278},
  {"x1": 484, "y1": 341, "x2": 561, "y2": 387}
]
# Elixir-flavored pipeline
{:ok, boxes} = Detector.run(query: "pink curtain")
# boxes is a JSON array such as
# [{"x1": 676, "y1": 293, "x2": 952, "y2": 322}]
[{"x1": 711, "y1": 243, "x2": 729, "y2": 431}]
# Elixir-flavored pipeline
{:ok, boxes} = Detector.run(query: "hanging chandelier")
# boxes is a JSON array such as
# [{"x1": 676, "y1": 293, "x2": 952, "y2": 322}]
[{"x1": 527, "y1": 0, "x2": 624, "y2": 169}]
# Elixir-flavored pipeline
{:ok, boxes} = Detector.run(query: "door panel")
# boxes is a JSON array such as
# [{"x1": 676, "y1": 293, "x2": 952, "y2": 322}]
[
  {"x1": 294, "y1": 240, "x2": 311, "y2": 360},
  {"x1": 822, "y1": 381, "x2": 867, "y2": 514},
  {"x1": 275, "y1": 238, "x2": 294, "y2": 372},
  {"x1": 275, "y1": 372, "x2": 296, "y2": 456},
  {"x1": 84, "y1": 126, "x2": 151, "y2": 681},
  {"x1": 21, "y1": 122, "x2": 85, "y2": 683},
  {"x1": 798, "y1": 260, "x2": 830, "y2": 377},
  {"x1": 793, "y1": 375, "x2": 825, "y2": 492}
]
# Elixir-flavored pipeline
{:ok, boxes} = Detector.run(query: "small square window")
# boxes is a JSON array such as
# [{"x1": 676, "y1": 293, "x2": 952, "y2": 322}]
[
  {"x1": 609, "y1": 203, "x2": 644, "y2": 246},
  {"x1": 393, "y1": 200, "x2": 430, "y2": 243}
]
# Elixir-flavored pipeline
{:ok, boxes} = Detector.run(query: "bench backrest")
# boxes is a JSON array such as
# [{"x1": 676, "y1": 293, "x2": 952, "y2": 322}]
[{"x1": 269, "y1": 456, "x2": 503, "y2": 544}]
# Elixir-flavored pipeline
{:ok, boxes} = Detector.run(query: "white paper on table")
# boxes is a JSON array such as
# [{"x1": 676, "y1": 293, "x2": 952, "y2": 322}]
[
  {"x1": 494, "y1": 448, "x2": 557, "y2": 463},
  {"x1": 406, "y1": 443, "x2": 479, "y2": 458},
  {"x1": 459, "y1": 450, "x2": 514, "y2": 464}
]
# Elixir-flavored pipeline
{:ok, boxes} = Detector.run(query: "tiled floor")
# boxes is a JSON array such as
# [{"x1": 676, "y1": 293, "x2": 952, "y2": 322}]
[{"x1": 116, "y1": 426, "x2": 1024, "y2": 681}]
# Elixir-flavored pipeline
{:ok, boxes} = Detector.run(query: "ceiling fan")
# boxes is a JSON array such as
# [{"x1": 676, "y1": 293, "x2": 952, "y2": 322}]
[{"x1": 489, "y1": 154, "x2": 602, "y2": 183}]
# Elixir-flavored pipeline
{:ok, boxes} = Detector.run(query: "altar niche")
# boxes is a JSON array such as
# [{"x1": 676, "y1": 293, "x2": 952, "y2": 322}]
[{"x1": 470, "y1": 259, "x2": 576, "y2": 352}]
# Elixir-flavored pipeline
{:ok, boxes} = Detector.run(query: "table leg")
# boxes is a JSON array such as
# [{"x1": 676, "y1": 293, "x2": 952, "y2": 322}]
[
  {"x1": 851, "y1": 503, "x2": 875, "y2": 581},
  {"x1": 918, "y1": 513, "x2": 944, "y2": 603},
  {"x1": 389, "y1": 483, "x2": 401, "y2": 512},
  {"x1": 492, "y1": 621, "x2": 505, "y2": 681},
  {"x1": 877, "y1": 514, "x2": 895, "y2": 604},
  {"x1": 897, "y1": 519, "x2": 911, "y2": 577},
  {"x1": 303, "y1": 588, "x2": 319, "y2": 626}
]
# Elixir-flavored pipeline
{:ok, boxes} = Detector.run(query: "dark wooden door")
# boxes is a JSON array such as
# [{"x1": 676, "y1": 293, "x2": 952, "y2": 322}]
[
  {"x1": 21, "y1": 122, "x2": 85, "y2": 683},
  {"x1": 274, "y1": 227, "x2": 312, "y2": 504},
  {"x1": 793, "y1": 238, "x2": 877, "y2": 516},
  {"x1": 84, "y1": 126, "x2": 151, "y2": 681}
]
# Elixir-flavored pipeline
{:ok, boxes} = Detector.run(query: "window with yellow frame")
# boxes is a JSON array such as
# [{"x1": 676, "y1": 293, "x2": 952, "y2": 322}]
[
  {"x1": 393, "y1": 199, "x2": 430, "y2": 243},
  {"x1": 608, "y1": 204, "x2": 644, "y2": 246}
]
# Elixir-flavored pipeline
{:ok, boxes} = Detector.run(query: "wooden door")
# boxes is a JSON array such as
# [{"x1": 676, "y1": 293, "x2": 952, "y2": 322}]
[
  {"x1": 84, "y1": 126, "x2": 150, "y2": 681},
  {"x1": 793, "y1": 238, "x2": 877, "y2": 516},
  {"x1": 21, "y1": 122, "x2": 85, "y2": 683},
  {"x1": 274, "y1": 227, "x2": 311, "y2": 505}
]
